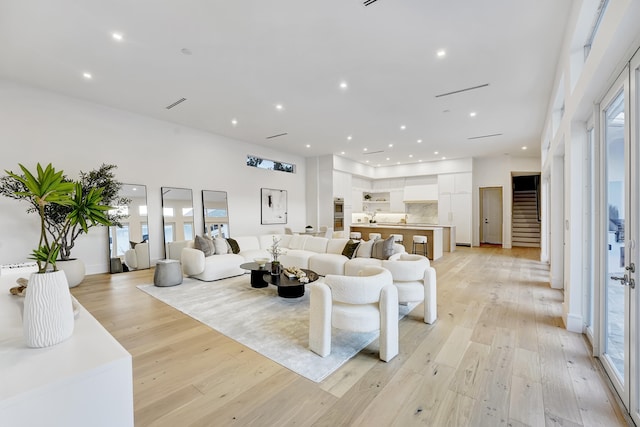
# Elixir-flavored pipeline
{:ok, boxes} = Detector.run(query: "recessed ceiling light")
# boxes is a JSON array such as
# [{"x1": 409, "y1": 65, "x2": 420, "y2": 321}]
[
  {"x1": 522, "y1": 146, "x2": 527, "y2": 150},
  {"x1": 341, "y1": 151, "x2": 345, "y2": 155},
  {"x1": 82, "y1": 72, "x2": 92, "y2": 80},
  {"x1": 231, "y1": 119, "x2": 238, "y2": 126},
  {"x1": 386, "y1": 157, "x2": 390, "y2": 161},
  {"x1": 365, "y1": 160, "x2": 370, "y2": 163},
  {"x1": 363, "y1": 148, "x2": 368, "y2": 151},
  {"x1": 388, "y1": 143, "x2": 393, "y2": 148},
  {"x1": 418, "y1": 159, "x2": 423, "y2": 162},
  {"x1": 434, "y1": 151, "x2": 439, "y2": 155},
  {"x1": 339, "y1": 81, "x2": 348, "y2": 90},
  {"x1": 306, "y1": 144, "x2": 311, "y2": 148},
  {"x1": 377, "y1": 164, "x2": 381, "y2": 167},
  {"x1": 409, "y1": 154, "x2": 413, "y2": 158},
  {"x1": 417, "y1": 139, "x2": 422, "y2": 143},
  {"x1": 442, "y1": 156, "x2": 447, "y2": 160},
  {"x1": 396, "y1": 162, "x2": 401, "y2": 165},
  {"x1": 275, "y1": 104, "x2": 284, "y2": 110},
  {"x1": 347, "y1": 135, "x2": 352, "y2": 140},
  {"x1": 470, "y1": 112, "x2": 477, "y2": 117},
  {"x1": 112, "y1": 32, "x2": 123, "y2": 41},
  {"x1": 400, "y1": 125, "x2": 406, "y2": 130},
  {"x1": 132, "y1": 187, "x2": 137, "y2": 191},
  {"x1": 437, "y1": 49, "x2": 446, "y2": 57}
]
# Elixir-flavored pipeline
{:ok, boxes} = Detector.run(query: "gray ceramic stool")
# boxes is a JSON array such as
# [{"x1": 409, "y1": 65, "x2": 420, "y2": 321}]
[{"x1": 154, "y1": 259, "x2": 183, "y2": 287}]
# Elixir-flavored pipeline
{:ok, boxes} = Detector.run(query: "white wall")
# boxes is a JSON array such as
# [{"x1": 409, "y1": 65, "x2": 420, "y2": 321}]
[
  {"x1": 0, "y1": 79, "x2": 307, "y2": 273},
  {"x1": 540, "y1": 0, "x2": 640, "y2": 333},
  {"x1": 473, "y1": 156, "x2": 541, "y2": 248}
]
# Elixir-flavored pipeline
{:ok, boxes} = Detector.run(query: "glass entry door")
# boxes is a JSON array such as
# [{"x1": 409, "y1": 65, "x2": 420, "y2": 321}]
[{"x1": 599, "y1": 60, "x2": 639, "y2": 421}]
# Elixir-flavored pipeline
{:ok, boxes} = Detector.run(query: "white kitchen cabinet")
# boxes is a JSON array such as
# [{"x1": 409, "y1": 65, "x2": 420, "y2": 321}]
[
  {"x1": 451, "y1": 193, "x2": 472, "y2": 244},
  {"x1": 438, "y1": 172, "x2": 472, "y2": 245},
  {"x1": 403, "y1": 184, "x2": 438, "y2": 201},
  {"x1": 438, "y1": 174, "x2": 455, "y2": 194},
  {"x1": 352, "y1": 189, "x2": 363, "y2": 212}
]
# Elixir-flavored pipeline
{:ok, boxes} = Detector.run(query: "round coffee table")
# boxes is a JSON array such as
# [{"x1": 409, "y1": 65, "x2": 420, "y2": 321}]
[
  {"x1": 263, "y1": 269, "x2": 319, "y2": 298},
  {"x1": 240, "y1": 262, "x2": 272, "y2": 288}
]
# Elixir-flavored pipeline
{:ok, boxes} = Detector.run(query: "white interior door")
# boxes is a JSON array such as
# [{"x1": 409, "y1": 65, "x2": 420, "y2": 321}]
[{"x1": 480, "y1": 187, "x2": 502, "y2": 244}]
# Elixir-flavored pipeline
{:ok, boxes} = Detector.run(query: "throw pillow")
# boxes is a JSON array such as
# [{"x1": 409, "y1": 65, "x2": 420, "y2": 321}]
[
  {"x1": 213, "y1": 237, "x2": 229, "y2": 254},
  {"x1": 341, "y1": 239, "x2": 360, "y2": 259},
  {"x1": 382, "y1": 235, "x2": 395, "y2": 259},
  {"x1": 371, "y1": 236, "x2": 394, "y2": 260},
  {"x1": 371, "y1": 240, "x2": 384, "y2": 260},
  {"x1": 226, "y1": 237, "x2": 241, "y2": 254},
  {"x1": 194, "y1": 235, "x2": 215, "y2": 257},
  {"x1": 355, "y1": 239, "x2": 374, "y2": 258}
]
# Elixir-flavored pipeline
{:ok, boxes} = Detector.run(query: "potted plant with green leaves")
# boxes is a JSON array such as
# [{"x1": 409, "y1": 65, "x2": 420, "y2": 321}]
[
  {"x1": 1, "y1": 163, "x2": 127, "y2": 286},
  {"x1": 3, "y1": 163, "x2": 112, "y2": 347}
]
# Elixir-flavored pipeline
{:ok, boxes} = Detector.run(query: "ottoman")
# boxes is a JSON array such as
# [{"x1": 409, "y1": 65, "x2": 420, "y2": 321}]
[{"x1": 154, "y1": 259, "x2": 183, "y2": 287}]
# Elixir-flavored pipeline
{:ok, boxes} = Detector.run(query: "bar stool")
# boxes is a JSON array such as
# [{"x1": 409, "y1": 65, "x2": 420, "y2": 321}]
[
  {"x1": 369, "y1": 233, "x2": 382, "y2": 241},
  {"x1": 412, "y1": 235, "x2": 428, "y2": 257},
  {"x1": 390, "y1": 234, "x2": 404, "y2": 244},
  {"x1": 349, "y1": 232, "x2": 362, "y2": 240}
]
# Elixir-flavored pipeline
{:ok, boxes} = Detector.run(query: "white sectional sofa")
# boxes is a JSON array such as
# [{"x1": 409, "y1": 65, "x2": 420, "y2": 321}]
[
  {"x1": 176, "y1": 234, "x2": 405, "y2": 280},
  {"x1": 175, "y1": 234, "x2": 437, "y2": 323}
]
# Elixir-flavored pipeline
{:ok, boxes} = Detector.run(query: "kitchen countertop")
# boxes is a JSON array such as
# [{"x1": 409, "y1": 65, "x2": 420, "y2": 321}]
[
  {"x1": 349, "y1": 223, "x2": 456, "y2": 255},
  {"x1": 350, "y1": 223, "x2": 451, "y2": 228}
]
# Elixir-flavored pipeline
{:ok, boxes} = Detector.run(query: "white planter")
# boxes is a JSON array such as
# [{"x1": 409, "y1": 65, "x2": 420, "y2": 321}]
[
  {"x1": 57, "y1": 259, "x2": 86, "y2": 288},
  {"x1": 23, "y1": 270, "x2": 75, "y2": 348}
]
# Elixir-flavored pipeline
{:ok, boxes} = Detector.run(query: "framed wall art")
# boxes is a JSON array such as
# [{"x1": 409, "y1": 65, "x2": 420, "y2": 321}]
[{"x1": 261, "y1": 188, "x2": 288, "y2": 224}]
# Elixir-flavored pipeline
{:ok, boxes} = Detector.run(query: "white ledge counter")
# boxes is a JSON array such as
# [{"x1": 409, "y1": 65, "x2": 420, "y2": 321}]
[
  {"x1": 0, "y1": 270, "x2": 134, "y2": 427},
  {"x1": 349, "y1": 224, "x2": 453, "y2": 260}
]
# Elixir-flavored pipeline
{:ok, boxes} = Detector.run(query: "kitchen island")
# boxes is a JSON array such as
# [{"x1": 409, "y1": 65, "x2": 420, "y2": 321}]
[{"x1": 349, "y1": 223, "x2": 455, "y2": 261}]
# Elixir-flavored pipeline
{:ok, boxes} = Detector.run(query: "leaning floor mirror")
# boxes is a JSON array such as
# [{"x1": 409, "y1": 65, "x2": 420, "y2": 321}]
[
  {"x1": 108, "y1": 184, "x2": 150, "y2": 273},
  {"x1": 161, "y1": 187, "x2": 194, "y2": 259},
  {"x1": 202, "y1": 190, "x2": 229, "y2": 238}
]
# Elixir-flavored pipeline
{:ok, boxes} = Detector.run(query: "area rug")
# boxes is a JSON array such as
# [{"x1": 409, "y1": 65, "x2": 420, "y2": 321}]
[{"x1": 137, "y1": 275, "x2": 414, "y2": 383}]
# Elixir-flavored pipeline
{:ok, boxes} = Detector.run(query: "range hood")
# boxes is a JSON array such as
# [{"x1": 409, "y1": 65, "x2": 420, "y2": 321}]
[{"x1": 403, "y1": 184, "x2": 438, "y2": 202}]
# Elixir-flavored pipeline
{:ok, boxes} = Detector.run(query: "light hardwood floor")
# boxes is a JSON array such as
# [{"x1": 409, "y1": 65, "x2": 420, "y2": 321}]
[{"x1": 71, "y1": 246, "x2": 629, "y2": 426}]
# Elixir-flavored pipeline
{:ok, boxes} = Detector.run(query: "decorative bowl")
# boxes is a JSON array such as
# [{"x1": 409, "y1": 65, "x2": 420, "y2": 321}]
[{"x1": 254, "y1": 258, "x2": 269, "y2": 268}]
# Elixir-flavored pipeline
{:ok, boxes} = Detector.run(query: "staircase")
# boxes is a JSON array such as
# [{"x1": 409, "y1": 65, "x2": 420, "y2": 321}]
[{"x1": 512, "y1": 190, "x2": 541, "y2": 247}]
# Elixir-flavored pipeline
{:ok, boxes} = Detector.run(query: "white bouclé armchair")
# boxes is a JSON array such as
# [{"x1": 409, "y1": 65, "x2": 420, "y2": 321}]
[
  {"x1": 382, "y1": 253, "x2": 437, "y2": 324},
  {"x1": 309, "y1": 266, "x2": 399, "y2": 362}
]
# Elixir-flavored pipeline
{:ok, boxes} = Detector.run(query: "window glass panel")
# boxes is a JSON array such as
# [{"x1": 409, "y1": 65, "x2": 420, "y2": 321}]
[
  {"x1": 247, "y1": 155, "x2": 295, "y2": 173},
  {"x1": 184, "y1": 222, "x2": 194, "y2": 241},
  {"x1": 164, "y1": 224, "x2": 175, "y2": 243}
]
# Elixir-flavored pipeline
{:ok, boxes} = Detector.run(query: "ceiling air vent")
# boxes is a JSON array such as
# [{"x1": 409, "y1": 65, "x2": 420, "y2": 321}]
[
  {"x1": 165, "y1": 97, "x2": 187, "y2": 109},
  {"x1": 266, "y1": 132, "x2": 288, "y2": 140},
  {"x1": 435, "y1": 83, "x2": 489, "y2": 98},
  {"x1": 363, "y1": 0, "x2": 380, "y2": 6},
  {"x1": 363, "y1": 150, "x2": 384, "y2": 155},
  {"x1": 468, "y1": 133, "x2": 503, "y2": 140}
]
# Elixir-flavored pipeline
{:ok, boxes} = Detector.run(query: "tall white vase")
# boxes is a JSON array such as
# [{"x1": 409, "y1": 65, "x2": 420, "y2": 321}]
[{"x1": 23, "y1": 270, "x2": 75, "y2": 348}]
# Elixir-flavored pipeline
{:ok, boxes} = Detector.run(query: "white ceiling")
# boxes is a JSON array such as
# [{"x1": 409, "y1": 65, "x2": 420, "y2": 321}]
[{"x1": 0, "y1": 0, "x2": 574, "y2": 167}]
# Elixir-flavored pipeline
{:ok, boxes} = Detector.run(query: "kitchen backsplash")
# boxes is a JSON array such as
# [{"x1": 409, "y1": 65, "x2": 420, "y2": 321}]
[
  {"x1": 352, "y1": 201, "x2": 438, "y2": 224},
  {"x1": 406, "y1": 202, "x2": 438, "y2": 224}
]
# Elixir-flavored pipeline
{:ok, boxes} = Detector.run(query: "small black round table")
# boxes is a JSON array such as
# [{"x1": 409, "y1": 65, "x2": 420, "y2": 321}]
[
  {"x1": 239, "y1": 262, "x2": 272, "y2": 288},
  {"x1": 263, "y1": 269, "x2": 319, "y2": 298}
]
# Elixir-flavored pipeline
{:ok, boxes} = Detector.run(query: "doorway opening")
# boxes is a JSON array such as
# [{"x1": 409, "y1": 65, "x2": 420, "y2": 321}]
[{"x1": 512, "y1": 174, "x2": 541, "y2": 247}]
